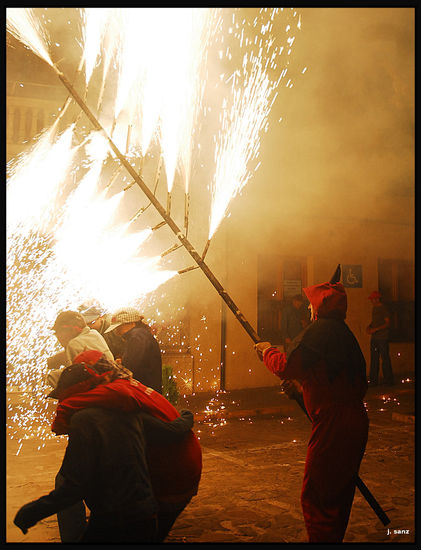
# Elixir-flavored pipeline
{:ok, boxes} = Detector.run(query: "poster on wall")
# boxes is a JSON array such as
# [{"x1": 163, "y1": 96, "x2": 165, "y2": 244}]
[
  {"x1": 342, "y1": 265, "x2": 363, "y2": 288},
  {"x1": 283, "y1": 279, "x2": 302, "y2": 298}
]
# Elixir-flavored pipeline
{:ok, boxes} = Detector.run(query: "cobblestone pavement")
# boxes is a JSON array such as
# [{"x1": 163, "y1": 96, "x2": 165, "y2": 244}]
[{"x1": 6, "y1": 382, "x2": 415, "y2": 544}]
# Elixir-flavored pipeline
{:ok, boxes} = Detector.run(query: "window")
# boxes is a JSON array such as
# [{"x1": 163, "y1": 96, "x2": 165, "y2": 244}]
[
  {"x1": 36, "y1": 109, "x2": 45, "y2": 133},
  {"x1": 25, "y1": 108, "x2": 32, "y2": 138},
  {"x1": 378, "y1": 259, "x2": 414, "y2": 342},
  {"x1": 257, "y1": 256, "x2": 308, "y2": 344},
  {"x1": 13, "y1": 109, "x2": 21, "y2": 143}
]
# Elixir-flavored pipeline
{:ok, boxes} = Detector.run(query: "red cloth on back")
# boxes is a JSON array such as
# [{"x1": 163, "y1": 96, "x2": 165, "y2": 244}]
[{"x1": 52, "y1": 378, "x2": 202, "y2": 504}]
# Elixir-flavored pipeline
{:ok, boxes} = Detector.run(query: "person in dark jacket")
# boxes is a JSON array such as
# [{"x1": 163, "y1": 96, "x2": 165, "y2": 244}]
[
  {"x1": 15, "y1": 351, "x2": 201, "y2": 543},
  {"x1": 366, "y1": 291, "x2": 394, "y2": 386},
  {"x1": 14, "y1": 403, "x2": 159, "y2": 543},
  {"x1": 254, "y1": 266, "x2": 369, "y2": 543},
  {"x1": 105, "y1": 307, "x2": 162, "y2": 393},
  {"x1": 49, "y1": 350, "x2": 201, "y2": 542}
]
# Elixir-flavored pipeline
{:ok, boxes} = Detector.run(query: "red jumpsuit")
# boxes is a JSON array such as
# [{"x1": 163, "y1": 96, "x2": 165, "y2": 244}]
[{"x1": 263, "y1": 282, "x2": 369, "y2": 542}]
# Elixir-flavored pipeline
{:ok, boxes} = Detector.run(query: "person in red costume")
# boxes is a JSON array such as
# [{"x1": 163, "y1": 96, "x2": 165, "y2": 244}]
[
  {"x1": 255, "y1": 265, "x2": 369, "y2": 543},
  {"x1": 48, "y1": 350, "x2": 202, "y2": 542}
]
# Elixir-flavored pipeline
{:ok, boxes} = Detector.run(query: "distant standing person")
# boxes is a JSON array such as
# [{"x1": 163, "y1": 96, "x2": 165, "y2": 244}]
[
  {"x1": 366, "y1": 291, "x2": 394, "y2": 386},
  {"x1": 281, "y1": 294, "x2": 310, "y2": 350},
  {"x1": 105, "y1": 307, "x2": 162, "y2": 393}
]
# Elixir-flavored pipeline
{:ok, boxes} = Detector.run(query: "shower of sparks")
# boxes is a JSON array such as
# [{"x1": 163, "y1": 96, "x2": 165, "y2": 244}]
[
  {"x1": 79, "y1": 8, "x2": 214, "y2": 193},
  {"x1": 208, "y1": 7, "x2": 301, "y2": 238},
  {"x1": 81, "y1": 8, "x2": 112, "y2": 85},
  {"x1": 8, "y1": 7, "x2": 215, "y2": 192},
  {"x1": 7, "y1": 7, "x2": 303, "y2": 445},
  {"x1": 7, "y1": 7, "x2": 302, "y2": 239},
  {"x1": 157, "y1": 8, "x2": 214, "y2": 193},
  {"x1": 6, "y1": 122, "x2": 77, "y2": 239},
  {"x1": 6, "y1": 7, "x2": 53, "y2": 67},
  {"x1": 6, "y1": 126, "x2": 176, "y2": 446},
  {"x1": 53, "y1": 132, "x2": 177, "y2": 309}
]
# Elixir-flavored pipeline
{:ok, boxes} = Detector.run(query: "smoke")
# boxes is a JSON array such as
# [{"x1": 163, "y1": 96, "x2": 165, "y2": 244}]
[
  {"x1": 232, "y1": 7, "x2": 414, "y2": 244},
  {"x1": 7, "y1": 7, "x2": 414, "y2": 329}
]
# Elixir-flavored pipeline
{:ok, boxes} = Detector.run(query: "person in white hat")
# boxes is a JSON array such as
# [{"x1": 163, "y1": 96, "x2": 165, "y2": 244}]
[
  {"x1": 79, "y1": 304, "x2": 125, "y2": 359},
  {"x1": 46, "y1": 310, "x2": 114, "y2": 390},
  {"x1": 105, "y1": 307, "x2": 162, "y2": 393}
]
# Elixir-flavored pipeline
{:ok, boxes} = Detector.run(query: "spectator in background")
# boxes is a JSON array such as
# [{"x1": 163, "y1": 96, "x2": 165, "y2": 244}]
[
  {"x1": 281, "y1": 294, "x2": 310, "y2": 350},
  {"x1": 80, "y1": 304, "x2": 125, "y2": 359},
  {"x1": 366, "y1": 291, "x2": 394, "y2": 386},
  {"x1": 105, "y1": 307, "x2": 162, "y2": 393}
]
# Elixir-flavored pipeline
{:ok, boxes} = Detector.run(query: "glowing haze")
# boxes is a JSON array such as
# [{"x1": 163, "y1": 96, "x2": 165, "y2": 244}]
[
  {"x1": 6, "y1": 7, "x2": 53, "y2": 67},
  {"x1": 79, "y1": 8, "x2": 213, "y2": 192},
  {"x1": 209, "y1": 8, "x2": 301, "y2": 238},
  {"x1": 7, "y1": 7, "x2": 300, "y2": 445}
]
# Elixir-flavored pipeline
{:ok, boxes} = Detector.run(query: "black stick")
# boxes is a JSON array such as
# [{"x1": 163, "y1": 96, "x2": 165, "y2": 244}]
[{"x1": 53, "y1": 67, "x2": 261, "y2": 345}]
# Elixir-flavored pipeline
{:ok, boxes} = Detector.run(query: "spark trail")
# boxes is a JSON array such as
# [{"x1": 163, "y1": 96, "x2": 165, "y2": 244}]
[
  {"x1": 6, "y1": 8, "x2": 302, "y2": 446},
  {"x1": 6, "y1": 7, "x2": 53, "y2": 67},
  {"x1": 209, "y1": 8, "x2": 301, "y2": 238},
  {"x1": 6, "y1": 126, "x2": 176, "y2": 447},
  {"x1": 79, "y1": 8, "x2": 214, "y2": 193}
]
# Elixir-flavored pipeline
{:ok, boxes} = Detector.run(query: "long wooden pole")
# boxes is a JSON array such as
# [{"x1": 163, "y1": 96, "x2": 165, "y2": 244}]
[
  {"x1": 53, "y1": 66, "x2": 261, "y2": 343},
  {"x1": 52, "y1": 65, "x2": 390, "y2": 526}
]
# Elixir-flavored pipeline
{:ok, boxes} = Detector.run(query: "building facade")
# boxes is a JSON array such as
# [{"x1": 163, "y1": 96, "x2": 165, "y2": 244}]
[{"x1": 7, "y1": 8, "x2": 414, "y2": 394}]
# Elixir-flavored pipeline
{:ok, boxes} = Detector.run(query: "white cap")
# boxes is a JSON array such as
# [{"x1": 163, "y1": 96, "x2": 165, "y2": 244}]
[{"x1": 104, "y1": 307, "x2": 144, "y2": 333}]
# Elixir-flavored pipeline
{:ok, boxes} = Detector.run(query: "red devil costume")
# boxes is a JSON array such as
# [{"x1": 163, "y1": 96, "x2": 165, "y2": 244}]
[{"x1": 259, "y1": 268, "x2": 369, "y2": 542}]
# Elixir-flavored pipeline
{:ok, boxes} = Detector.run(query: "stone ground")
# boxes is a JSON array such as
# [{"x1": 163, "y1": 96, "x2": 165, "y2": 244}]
[{"x1": 6, "y1": 379, "x2": 415, "y2": 545}]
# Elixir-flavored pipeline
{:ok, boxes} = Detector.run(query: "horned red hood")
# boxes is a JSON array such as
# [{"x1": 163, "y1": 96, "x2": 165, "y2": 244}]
[{"x1": 303, "y1": 282, "x2": 347, "y2": 320}]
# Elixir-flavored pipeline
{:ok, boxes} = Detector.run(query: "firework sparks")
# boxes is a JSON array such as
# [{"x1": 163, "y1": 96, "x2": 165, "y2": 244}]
[
  {"x1": 81, "y1": 8, "x2": 113, "y2": 86},
  {"x1": 158, "y1": 8, "x2": 214, "y2": 192},
  {"x1": 7, "y1": 7, "x2": 301, "y2": 240},
  {"x1": 52, "y1": 137, "x2": 172, "y2": 309},
  {"x1": 208, "y1": 8, "x2": 301, "y2": 239},
  {"x1": 6, "y1": 125, "x2": 176, "y2": 447},
  {"x1": 6, "y1": 7, "x2": 53, "y2": 67},
  {"x1": 110, "y1": 8, "x2": 213, "y2": 191},
  {"x1": 7, "y1": 7, "x2": 303, "y2": 447},
  {"x1": 7, "y1": 122, "x2": 77, "y2": 238}
]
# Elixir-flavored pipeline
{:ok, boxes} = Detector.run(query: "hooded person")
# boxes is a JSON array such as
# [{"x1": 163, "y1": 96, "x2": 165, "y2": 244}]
[
  {"x1": 43, "y1": 350, "x2": 202, "y2": 542},
  {"x1": 254, "y1": 265, "x2": 369, "y2": 543}
]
